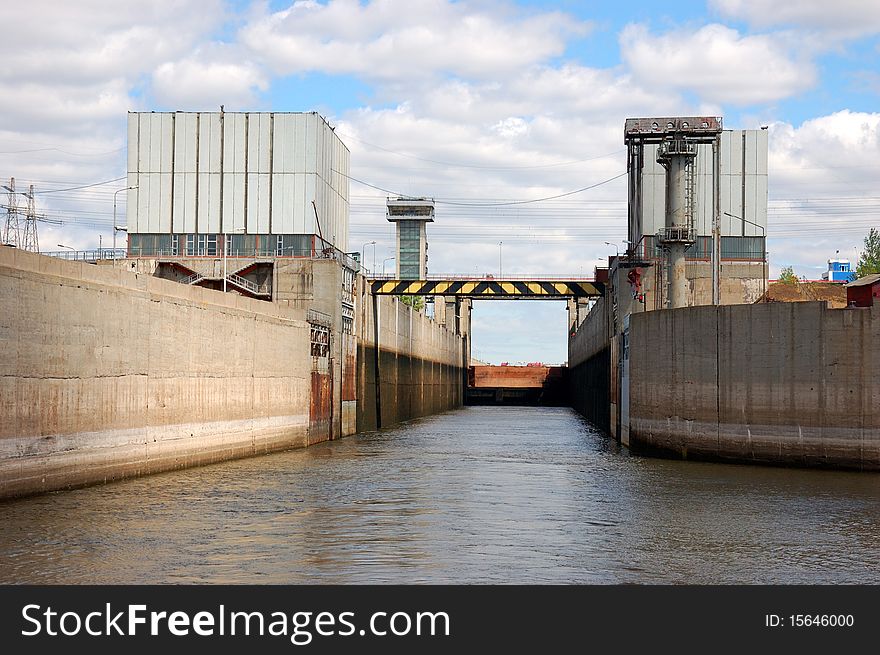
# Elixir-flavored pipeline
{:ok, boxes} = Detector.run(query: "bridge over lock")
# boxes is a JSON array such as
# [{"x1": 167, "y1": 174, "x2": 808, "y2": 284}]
[{"x1": 366, "y1": 274, "x2": 604, "y2": 408}]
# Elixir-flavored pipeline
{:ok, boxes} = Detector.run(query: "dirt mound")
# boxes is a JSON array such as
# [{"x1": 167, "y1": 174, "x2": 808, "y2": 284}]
[{"x1": 757, "y1": 281, "x2": 847, "y2": 308}]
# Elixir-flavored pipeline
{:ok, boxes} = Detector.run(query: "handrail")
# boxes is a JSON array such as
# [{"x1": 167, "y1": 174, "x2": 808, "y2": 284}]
[
  {"x1": 42, "y1": 249, "x2": 127, "y2": 261},
  {"x1": 226, "y1": 273, "x2": 270, "y2": 295},
  {"x1": 367, "y1": 273, "x2": 599, "y2": 281}
]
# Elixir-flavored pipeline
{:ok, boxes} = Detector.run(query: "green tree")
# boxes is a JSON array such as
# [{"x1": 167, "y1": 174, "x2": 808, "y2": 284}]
[
  {"x1": 855, "y1": 227, "x2": 880, "y2": 278},
  {"x1": 400, "y1": 295, "x2": 425, "y2": 311},
  {"x1": 778, "y1": 266, "x2": 798, "y2": 284}
]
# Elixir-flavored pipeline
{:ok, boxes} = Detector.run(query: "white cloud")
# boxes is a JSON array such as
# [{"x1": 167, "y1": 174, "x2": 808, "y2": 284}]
[
  {"x1": 152, "y1": 49, "x2": 269, "y2": 110},
  {"x1": 0, "y1": 0, "x2": 225, "y2": 85},
  {"x1": 0, "y1": 0, "x2": 229, "y2": 254},
  {"x1": 620, "y1": 23, "x2": 814, "y2": 105},
  {"x1": 766, "y1": 111, "x2": 880, "y2": 276},
  {"x1": 240, "y1": 0, "x2": 589, "y2": 81},
  {"x1": 770, "y1": 110, "x2": 880, "y2": 192},
  {"x1": 711, "y1": 0, "x2": 880, "y2": 38},
  {"x1": 334, "y1": 64, "x2": 694, "y2": 278}
]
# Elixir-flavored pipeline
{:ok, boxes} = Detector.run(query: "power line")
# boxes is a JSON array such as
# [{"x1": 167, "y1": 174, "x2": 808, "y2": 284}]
[
  {"x1": 33, "y1": 176, "x2": 126, "y2": 194},
  {"x1": 334, "y1": 168, "x2": 627, "y2": 206},
  {"x1": 0, "y1": 146, "x2": 124, "y2": 157}
]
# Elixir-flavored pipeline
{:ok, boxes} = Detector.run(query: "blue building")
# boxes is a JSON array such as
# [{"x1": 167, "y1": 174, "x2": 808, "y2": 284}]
[{"x1": 822, "y1": 259, "x2": 856, "y2": 283}]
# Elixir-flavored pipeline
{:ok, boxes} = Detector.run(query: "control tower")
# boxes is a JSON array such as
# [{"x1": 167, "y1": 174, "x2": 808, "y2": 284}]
[{"x1": 386, "y1": 197, "x2": 434, "y2": 280}]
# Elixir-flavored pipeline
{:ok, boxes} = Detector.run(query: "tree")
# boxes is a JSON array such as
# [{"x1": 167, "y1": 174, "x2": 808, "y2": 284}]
[
  {"x1": 400, "y1": 295, "x2": 424, "y2": 311},
  {"x1": 856, "y1": 227, "x2": 880, "y2": 278},
  {"x1": 778, "y1": 266, "x2": 798, "y2": 284}
]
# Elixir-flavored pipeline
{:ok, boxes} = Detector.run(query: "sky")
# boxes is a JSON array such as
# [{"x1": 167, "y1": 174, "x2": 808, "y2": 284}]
[{"x1": 1, "y1": 0, "x2": 879, "y2": 364}]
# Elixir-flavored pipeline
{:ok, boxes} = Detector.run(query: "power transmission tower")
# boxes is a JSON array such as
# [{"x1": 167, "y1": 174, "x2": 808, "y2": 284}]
[
  {"x1": 3, "y1": 177, "x2": 19, "y2": 247},
  {"x1": 21, "y1": 183, "x2": 39, "y2": 252}
]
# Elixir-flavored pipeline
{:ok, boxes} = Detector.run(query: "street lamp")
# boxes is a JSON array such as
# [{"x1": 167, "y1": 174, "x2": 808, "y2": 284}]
[
  {"x1": 113, "y1": 186, "x2": 137, "y2": 251},
  {"x1": 361, "y1": 240, "x2": 376, "y2": 274},
  {"x1": 604, "y1": 241, "x2": 620, "y2": 257},
  {"x1": 383, "y1": 256, "x2": 396, "y2": 276},
  {"x1": 499, "y1": 241, "x2": 503, "y2": 277},
  {"x1": 57, "y1": 243, "x2": 75, "y2": 259}
]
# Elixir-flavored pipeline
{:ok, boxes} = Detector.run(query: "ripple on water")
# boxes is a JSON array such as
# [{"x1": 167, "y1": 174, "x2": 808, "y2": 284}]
[{"x1": 1, "y1": 407, "x2": 879, "y2": 584}]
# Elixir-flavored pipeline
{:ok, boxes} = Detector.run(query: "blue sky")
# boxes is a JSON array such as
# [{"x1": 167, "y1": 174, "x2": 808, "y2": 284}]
[{"x1": 1, "y1": 0, "x2": 879, "y2": 363}]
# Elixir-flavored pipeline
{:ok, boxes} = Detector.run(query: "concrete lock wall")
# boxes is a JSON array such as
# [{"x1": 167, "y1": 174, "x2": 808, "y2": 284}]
[
  {"x1": 568, "y1": 296, "x2": 613, "y2": 434},
  {"x1": 0, "y1": 249, "x2": 466, "y2": 498},
  {"x1": 0, "y1": 247, "x2": 316, "y2": 499},
  {"x1": 356, "y1": 283, "x2": 465, "y2": 431},
  {"x1": 627, "y1": 302, "x2": 879, "y2": 470}
]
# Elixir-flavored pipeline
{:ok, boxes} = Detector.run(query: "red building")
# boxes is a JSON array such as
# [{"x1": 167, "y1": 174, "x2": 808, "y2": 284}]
[{"x1": 846, "y1": 274, "x2": 880, "y2": 307}]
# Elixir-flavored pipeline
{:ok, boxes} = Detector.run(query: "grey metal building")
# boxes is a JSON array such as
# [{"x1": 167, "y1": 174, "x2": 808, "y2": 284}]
[{"x1": 126, "y1": 111, "x2": 350, "y2": 259}]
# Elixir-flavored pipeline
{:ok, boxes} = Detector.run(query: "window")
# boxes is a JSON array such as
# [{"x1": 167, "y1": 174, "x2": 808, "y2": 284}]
[
  {"x1": 310, "y1": 324, "x2": 331, "y2": 358},
  {"x1": 171, "y1": 235, "x2": 179, "y2": 256},
  {"x1": 186, "y1": 234, "x2": 196, "y2": 256},
  {"x1": 206, "y1": 234, "x2": 217, "y2": 256}
]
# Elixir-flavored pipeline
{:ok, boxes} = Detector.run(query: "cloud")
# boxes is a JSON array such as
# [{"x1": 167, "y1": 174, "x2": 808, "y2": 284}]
[
  {"x1": 0, "y1": 0, "x2": 229, "y2": 255},
  {"x1": 848, "y1": 70, "x2": 880, "y2": 96},
  {"x1": 334, "y1": 64, "x2": 694, "y2": 279},
  {"x1": 711, "y1": 0, "x2": 880, "y2": 38},
  {"x1": 766, "y1": 110, "x2": 880, "y2": 275},
  {"x1": 0, "y1": 0, "x2": 228, "y2": 138},
  {"x1": 769, "y1": 110, "x2": 880, "y2": 191},
  {"x1": 152, "y1": 48, "x2": 269, "y2": 110},
  {"x1": 0, "y1": 0, "x2": 226, "y2": 85},
  {"x1": 620, "y1": 23, "x2": 815, "y2": 105},
  {"x1": 240, "y1": 0, "x2": 589, "y2": 81}
]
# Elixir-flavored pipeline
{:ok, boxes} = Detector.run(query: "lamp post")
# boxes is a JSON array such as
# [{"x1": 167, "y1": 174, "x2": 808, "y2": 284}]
[
  {"x1": 58, "y1": 243, "x2": 75, "y2": 260},
  {"x1": 724, "y1": 212, "x2": 766, "y2": 301},
  {"x1": 604, "y1": 241, "x2": 620, "y2": 257},
  {"x1": 499, "y1": 241, "x2": 503, "y2": 277},
  {"x1": 383, "y1": 256, "x2": 396, "y2": 276},
  {"x1": 113, "y1": 186, "x2": 137, "y2": 251},
  {"x1": 361, "y1": 240, "x2": 376, "y2": 274}
]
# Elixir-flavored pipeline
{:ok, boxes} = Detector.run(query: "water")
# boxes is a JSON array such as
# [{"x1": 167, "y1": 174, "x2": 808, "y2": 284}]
[{"x1": 1, "y1": 406, "x2": 878, "y2": 584}]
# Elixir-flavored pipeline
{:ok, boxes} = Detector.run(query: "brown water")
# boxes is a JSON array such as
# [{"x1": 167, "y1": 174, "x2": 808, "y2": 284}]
[{"x1": 1, "y1": 406, "x2": 878, "y2": 584}]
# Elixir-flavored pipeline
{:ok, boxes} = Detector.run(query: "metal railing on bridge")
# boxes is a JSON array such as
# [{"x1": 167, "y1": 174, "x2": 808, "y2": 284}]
[
  {"x1": 370, "y1": 278, "x2": 603, "y2": 298},
  {"x1": 42, "y1": 249, "x2": 127, "y2": 262}
]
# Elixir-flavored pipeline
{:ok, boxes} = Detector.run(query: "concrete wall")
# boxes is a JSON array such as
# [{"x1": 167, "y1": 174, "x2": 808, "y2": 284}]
[
  {"x1": 0, "y1": 247, "x2": 315, "y2": 499},
  {"x1": 357, "y1": 283, "x2": 465, "y2": 431},
  {"x1": 627, "y1": 302, "x2": 879, "y2": 470},
  {"x1": 0, "y1": 247, "x2": 470, "y2": 499},
  {"x1": 639, "y1": 260, "x2": 767, "y2": 310},
  {"x1": 568, "y1": 296, "x2": 613, "y2": 433}
]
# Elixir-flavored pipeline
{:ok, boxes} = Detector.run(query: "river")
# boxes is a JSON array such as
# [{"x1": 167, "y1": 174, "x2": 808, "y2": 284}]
[{"x1": 1, "y1": 406, "x2": 878, "y2": 584}]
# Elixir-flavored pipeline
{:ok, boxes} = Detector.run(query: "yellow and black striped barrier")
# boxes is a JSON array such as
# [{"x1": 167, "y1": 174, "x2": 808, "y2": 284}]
[{"x1": 370, "y1": 279, "x2": 604, "y2": 298}]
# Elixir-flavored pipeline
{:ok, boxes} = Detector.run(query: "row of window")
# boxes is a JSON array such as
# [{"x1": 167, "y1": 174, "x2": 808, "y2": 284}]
[
  {"x1": 128, "y1": 233, "x2": 332, "y2": 258},
  {"x1": 642, "y1": 236, "x2": 766, "y2": 261},
  {"x1": 398, "y1": 222, "x2": 423, "y2": 238}
]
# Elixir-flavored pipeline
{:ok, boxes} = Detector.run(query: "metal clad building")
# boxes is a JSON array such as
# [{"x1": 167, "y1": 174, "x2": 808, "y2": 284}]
[
  {"x1": 126, "y1": 111, "x2": 350, "y2": 255},
  {"x1": 635, "y1": 129, "x2": 768, "y2": 258}
]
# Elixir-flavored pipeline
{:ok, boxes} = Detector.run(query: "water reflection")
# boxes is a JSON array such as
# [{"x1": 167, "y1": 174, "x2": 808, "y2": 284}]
[{"x1": 1, "y1": 407, "x2": 878, "y2": 583}]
